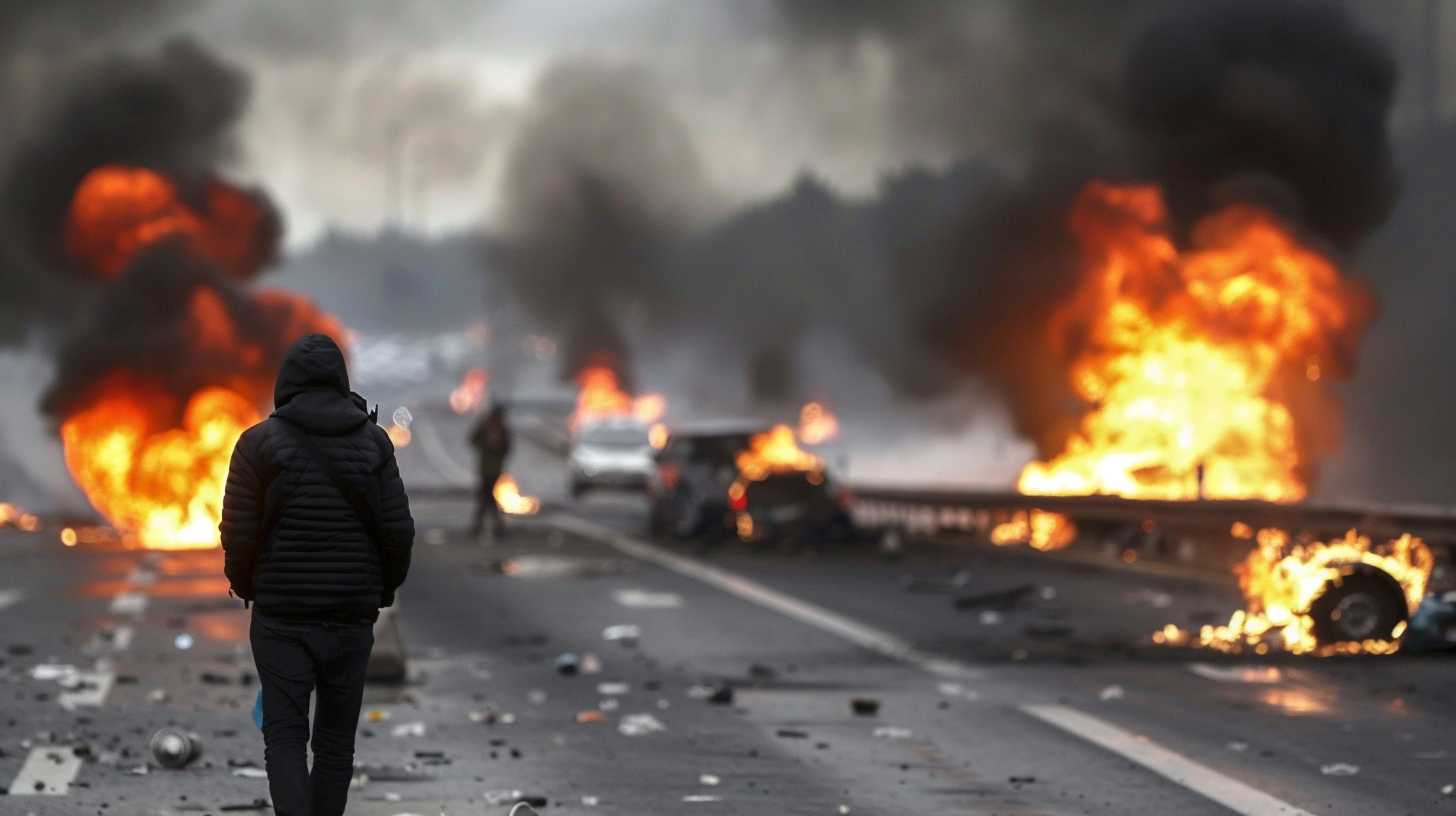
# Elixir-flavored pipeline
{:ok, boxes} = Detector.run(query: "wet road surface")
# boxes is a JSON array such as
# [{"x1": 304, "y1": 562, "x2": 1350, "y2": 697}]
[{"x1": 1, "y1": 486, "x2": 1453, "y2": 814}]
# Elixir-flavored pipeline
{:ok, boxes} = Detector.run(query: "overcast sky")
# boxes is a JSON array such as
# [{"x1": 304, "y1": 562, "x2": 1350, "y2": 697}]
[{"x1": 55, "y1": 0, "x2": 1443, "y2": 247}]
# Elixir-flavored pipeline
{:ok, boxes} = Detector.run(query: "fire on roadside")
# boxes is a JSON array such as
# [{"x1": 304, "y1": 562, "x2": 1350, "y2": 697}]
[
  {"x1": 0, "y1": 502, "x2": 40, "y2": 533},
  {"x1": 572, "y1": 364, "x2": 665, "y2": 429},
  {"x1": 1017, "y1": 182, "x2": 1372, "y2": 503},
  {"x1": 449, "y1": 368, "x2": 489, "y2": 415},
  {"x1": 61, "y1": 379, "x2": 260, "y2": 550},
  {"x1": 494, "y1": 474, "x2": 540, "y2": 516},
  {"x1": 56, "y1": 165, "x2": 345, "y2": 550},
  {"x1": 1154, "y1": 526, "x2": 1434, "y2": 655},
  {"x1": 797, "y1": 401, "x2": 839, "y2": 445},
  {"x1": 989, "y1": 510, "x2": 1076, "y2": 552}
]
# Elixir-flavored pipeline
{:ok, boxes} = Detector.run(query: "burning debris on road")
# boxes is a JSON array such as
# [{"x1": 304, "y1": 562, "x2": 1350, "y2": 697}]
[{"x1": 1156, "y1": 526, "x2": 1434, "y2": 656}]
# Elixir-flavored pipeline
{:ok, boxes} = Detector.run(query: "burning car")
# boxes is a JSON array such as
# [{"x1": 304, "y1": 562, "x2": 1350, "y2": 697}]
[{"x1": 648, "y1": 421, "x2": 852, "y2": 548}]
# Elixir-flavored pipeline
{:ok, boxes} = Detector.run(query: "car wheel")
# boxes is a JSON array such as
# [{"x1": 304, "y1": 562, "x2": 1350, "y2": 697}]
[{"x1": 1309, "y1": 566, "x2": 1409, "y2": 646}]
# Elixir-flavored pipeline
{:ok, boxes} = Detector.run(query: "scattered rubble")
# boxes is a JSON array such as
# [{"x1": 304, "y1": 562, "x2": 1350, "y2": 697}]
[
  {"x1": 149, "y1": 728, "x2": 202, "y2": 769},
  {"x1": 1320, "y1": 763, "x2": 1360, "y2": 776},
  {"x1": 618, "y1": 713, "x2": 666, "y2": 736},
  {"x1": 850, "y1": 698, "x2": 880, "y2": 717},
  {"x1": 390, "y1": 721, "x2": 427, "y2": 738},
  {"x1": 602, "y1": 624, "x2": 641, "y2": 647}
]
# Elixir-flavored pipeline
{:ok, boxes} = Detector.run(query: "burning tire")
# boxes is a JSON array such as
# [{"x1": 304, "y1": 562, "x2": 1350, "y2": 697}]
[{"x1": 1308, "y1": 565, "x2": 1409, "y2": 646}]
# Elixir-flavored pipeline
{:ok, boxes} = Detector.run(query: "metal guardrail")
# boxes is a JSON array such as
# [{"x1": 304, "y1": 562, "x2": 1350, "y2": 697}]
[{"x1": 845, "y1": 484, "x2": 1456, "y2": 585}]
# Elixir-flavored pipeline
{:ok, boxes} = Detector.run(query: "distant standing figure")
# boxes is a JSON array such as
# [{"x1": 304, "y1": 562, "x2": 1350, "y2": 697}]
[
  {"x1": 470, "y1": 403, "x2": 512, "y2": 540},
  {"x1": 220, "y1": 333, "x2": 415, "y2": 816}
]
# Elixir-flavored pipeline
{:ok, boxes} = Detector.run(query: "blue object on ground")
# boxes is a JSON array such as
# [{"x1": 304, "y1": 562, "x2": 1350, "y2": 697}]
[{"x1": 1403, "y1": 595, "x2": 1456, "y2": 652}]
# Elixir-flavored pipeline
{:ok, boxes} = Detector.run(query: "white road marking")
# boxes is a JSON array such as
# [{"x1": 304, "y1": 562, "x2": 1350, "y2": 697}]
[
  {"x1": 612, "y1": 588, "x2": 683, "y2": 609},
  {"x1": 557, "y1": 514, "x2": 1316, "y2": 816},
  {"x1": 1022, "y1": 705, "x2": 1314, "y2": 816},
  {"x1": 0, "y1": 589, "x2": 24, "y2": 611},
  {"x1": 59, "y1": 666, "x2": 114, "y2": 710},
  {"x1": 7, "y1": 746, "x2": 83, "y2": 795},
  {"x1": 109, "y1": 591, "x2": 148, "y2": 616},
  {"x1": 551, "y1": 515, "x2": 980, "y2": 680},
  {"x1": 1188, "y1": 663, "x2": 1283, "y2": 684}
]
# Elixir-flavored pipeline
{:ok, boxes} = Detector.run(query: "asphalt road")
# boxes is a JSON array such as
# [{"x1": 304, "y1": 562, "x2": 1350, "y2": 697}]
[{"x1": 2, "y1": 460, "x2": 1454, "y2": 813}]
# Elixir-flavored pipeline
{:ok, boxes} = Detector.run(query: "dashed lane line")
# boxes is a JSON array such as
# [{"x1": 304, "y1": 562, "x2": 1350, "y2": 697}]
[
  {"x1": 7, "y1": 746, "x2": 84, "y2": 796},
  {"x1": 1022, "y1": 705, "x2": 1315, "y2": 816},
  {"x1": 552, "y1": 515, "x2": 983, "y2": 680},
  {"x1": 554, "y1": 513, "x2": 1317, "y2": 816}
]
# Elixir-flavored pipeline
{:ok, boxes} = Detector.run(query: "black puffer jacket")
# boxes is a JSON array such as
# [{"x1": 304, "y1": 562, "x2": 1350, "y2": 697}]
[{"x1": 220, "y1": 334, "x2": 414, "y2": 622}]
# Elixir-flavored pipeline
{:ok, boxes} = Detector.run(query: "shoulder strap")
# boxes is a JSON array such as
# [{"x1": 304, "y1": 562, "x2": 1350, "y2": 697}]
[{"x1": 273, "y1": 417, "x2": 385, "y2": 554}]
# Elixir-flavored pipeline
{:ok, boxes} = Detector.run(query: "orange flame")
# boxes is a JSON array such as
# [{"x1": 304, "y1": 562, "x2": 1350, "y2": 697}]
[
  {"x1": 736, "y1": 424, "x2": 822, "y2": 482},
  {"x1": 1018, "y1": 182, "x2": 1372, "y2": 502},
  {"x1": 989, "y1": 510, "x2": 1076, "y2": 552},
  {"x1": 60, "y1": 378, "x2": 259, "y2": 550},
  {"x1": 494, "y1": 474, "x2": 539, "y2": 516},
  {"x1": 66, "y1": 166, "x2": 272, "y2": 280},
  {"x1": 798, "y1": 401, "x2": 839, "y2": 445},
  {"x1": 1155, "y1": 527, "x2": 1433, "y2": 655},
  {"x1": 449, "y1": 368, "x2": 489, "y2": 415},
  {"x1": 572, "y1": 364, "x2": 664, "y2": 428},
  {"x1": 56, "y1": 164, "x2": 345, "y2": 550}
]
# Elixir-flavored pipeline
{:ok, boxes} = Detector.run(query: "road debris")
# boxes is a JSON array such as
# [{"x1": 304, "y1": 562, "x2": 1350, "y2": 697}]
[
  {"x1": 602, "y1": 624, "x2": 641, "y2": 646},
  {"x1": 149, "y1": 728, "x2": 201, "y2": 769},
  {"x1": 390, "y1": 721, "x2": 427, "y2": 738},
  {"x1": 954, "y1": 583, "x2": 1035, "y2": 611},
  {"x1": 618, "y1": 713, "x2": 666, "y2": 736},
  {"x1": 1099, "y1": 685, "x2": 1126, "y2": 701},
  {"x1": 899, "y1": 571, "x2": 971, "y2": 594},
  {"x1": 775, "y1": 729, "x2": 810, "y2": 739},
  {"x1": 872, "y1": 726, "x2": 913, "y2": 740},
  {"x1": 699, "y1": 773, "x2": 721, "y2": 786},
  {"x1": 597, "y1": 682, "x2": 630, "y2": 696},
  {"x1": 1321, "y1": 763, "x2": 1360, "y2": 776},
  {"x1": 850, "y1": 698, "x2": 880, "y2": 716},
  {"x1": 556, "y1": 652, "x2": 581, "y2": 675}
]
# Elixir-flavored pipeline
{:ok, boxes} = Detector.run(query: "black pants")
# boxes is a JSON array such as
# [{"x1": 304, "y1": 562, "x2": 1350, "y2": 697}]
[
  {"x1": 250, "y1": 613, "x2": 374, "y2": 816},
  {"x1": 471, "y1": 470, "x2": 505, "y2": 537}
]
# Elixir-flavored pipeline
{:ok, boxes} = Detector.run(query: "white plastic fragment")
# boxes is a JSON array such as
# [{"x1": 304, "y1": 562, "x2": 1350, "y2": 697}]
[
  {"x1": 390, "y1": 721, "x2": 426, "y2": 738},
  {"x1": 618, "y1": 713, "x2": 666, "y2": 737}
]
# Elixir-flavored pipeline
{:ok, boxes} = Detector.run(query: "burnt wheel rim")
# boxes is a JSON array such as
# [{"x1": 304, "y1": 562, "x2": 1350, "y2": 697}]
[{"x1": 1331, "y1": 593, "x2": 1382, "y2": 640}]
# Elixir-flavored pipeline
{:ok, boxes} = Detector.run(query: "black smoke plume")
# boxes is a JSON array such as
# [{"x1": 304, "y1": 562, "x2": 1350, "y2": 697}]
[
  {"x1": 492, "y1": 1, "x2": 1401, "y2": 489},
  {"x1": 9, "y1": 37, "x2": 338, "y2": 429},
  {"x1": 0, "y1": 38, "x2": 252, "y2": 342}
]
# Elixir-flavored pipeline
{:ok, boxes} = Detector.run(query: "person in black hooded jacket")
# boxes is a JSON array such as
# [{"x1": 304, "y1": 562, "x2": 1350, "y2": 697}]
[{"x1": 220, "y1": 333, "x2": 414, "y2": 816}]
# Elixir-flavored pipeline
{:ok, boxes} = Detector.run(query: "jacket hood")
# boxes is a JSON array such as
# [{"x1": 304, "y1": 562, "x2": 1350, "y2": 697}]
[{"x1": 271, "y1": 334, "x2": 369, "y2": 434}]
